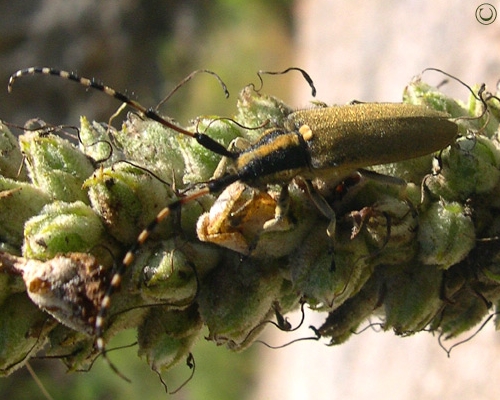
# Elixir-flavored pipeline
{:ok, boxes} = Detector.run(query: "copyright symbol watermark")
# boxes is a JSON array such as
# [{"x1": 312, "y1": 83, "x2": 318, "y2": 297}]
[{"x1": 476, "y1": 3, "x2": 497, "y2": 25}]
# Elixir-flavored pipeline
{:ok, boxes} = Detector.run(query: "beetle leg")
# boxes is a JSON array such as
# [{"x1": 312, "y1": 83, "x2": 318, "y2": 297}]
[
  {"x1": 304, "y1": 180, "x2": 337, "y2": 238},
  {"x1": 212, "y1": 137, "x2": 250, "y2": 179},
  {"x1": 262, "y1": 184, "x2": 293, "y2": 232}
]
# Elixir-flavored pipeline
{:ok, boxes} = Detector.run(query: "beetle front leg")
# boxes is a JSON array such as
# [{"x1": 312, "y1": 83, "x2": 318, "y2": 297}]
[
  {"x1": 262, "y1": 184, "x2": 293, "y2": 232},
  {"x1": 212, "y1": 137, "x2": 251, "y2": 179}
]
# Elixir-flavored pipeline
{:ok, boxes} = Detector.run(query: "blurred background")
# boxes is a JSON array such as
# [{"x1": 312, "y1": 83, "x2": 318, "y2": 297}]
[{"x1": 1, "y1": 0, "x2": 500, "y2": 399}]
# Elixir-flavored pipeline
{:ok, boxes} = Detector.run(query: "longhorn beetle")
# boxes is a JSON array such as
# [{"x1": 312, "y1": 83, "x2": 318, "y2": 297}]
[{"x1": 8, "y1": 66, "x2": 458, "y2": 359}]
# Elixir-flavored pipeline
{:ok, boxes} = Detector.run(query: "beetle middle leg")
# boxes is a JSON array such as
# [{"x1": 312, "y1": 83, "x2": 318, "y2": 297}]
[
  {"x1": 262, "y1": 184, "x2": 294, "y2": 232},
  {"x1": 303, "y1": 179, "x2": 337, "y2": 238},
  {"x1": 301, "y1": 179, "x2": 339, "y2": 271}
]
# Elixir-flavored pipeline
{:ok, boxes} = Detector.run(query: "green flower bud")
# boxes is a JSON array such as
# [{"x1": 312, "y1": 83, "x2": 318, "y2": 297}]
[
  {"x1": 418, "y1": 201, "x2": 475, "y2": 268},
  {"x1": 0, "y1": 292, "x2": 56, "y2": 376},
  {"x1": 465, "y1": 85, "x2": 500, "y2": 137},
  {"x1": 182, "y1": 118, "x2": 241, "y2": 183},
  {"x1": 426, "y1": 135, "x2": 500, "y2": 200},
  {"x1": 23, "y1": 201, "x2": 105, "y2": 260},
  {"x1": 291, "y1": 218, "x2": 372, "y2": 310},
  {"x1": 315, "y1": 271, "x2": 383, "y2": 344},
  {"x1": 405, "y1": 77, "x2": 500, "y2": 136},
  {"x1": 138, "y1": 305, "x2": 203, "y2": 372},
  {"x1": 85, "y1": 164, "x2": 176, "y2": 244},
  {"x1": 434, "y1": 289, "x2": 489, "y2": 339},
  {"x1": 235, "y1": 86, "x2": 293, "y2": 142},
  {"x1": 46, "y1": 324, "x2": 95, "y2": 371},
  {"x1": 486, "y1": 89, "x2": 500, "y2": 123},
  {"x1": 479, "y1": 241, "x2": 500, "y2": 283},
  {"x1": 198, "y1": 256, "x2": 283, "y2": 349},
  {"x1": 404, "y1": 78, "x2": 469, "y2": 118},
  {"x1": 359, "y1": 197, "x2": 418, "y2": 266},
  {"x1": 114, "y1": 117, "x2": 186, "y2": 185},
  {"x1": 383, "y1": 263, "x2": 443, "y2": 334},
  {"x1": 0, "y1": 122, "x2": 28, "y2": 181},
  {"x1": 275, "y1": 279, "x2": 302, "y2": 317},
  {"x1": 0, "y1": 178, "x2": 51, "y2": 247},
  {"x1": 134, "y1": 240, "x2": 220, "y2": 304},
  {"x1": 78, "y1": 116, "x2": 125, "y2": 165},
  {"x1": 19, "y1": 131, "x2": 94, "y2": 203}
]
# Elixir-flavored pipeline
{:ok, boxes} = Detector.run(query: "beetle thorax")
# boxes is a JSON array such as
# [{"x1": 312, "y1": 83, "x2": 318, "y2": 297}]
[{"x1": 234, "y1": 128, "x2": 311, "y2": 186}]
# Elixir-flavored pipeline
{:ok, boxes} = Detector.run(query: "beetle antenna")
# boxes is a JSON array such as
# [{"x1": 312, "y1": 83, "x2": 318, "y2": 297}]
[
  {"x1": 8, "y1": 67, "x2": 236, "y2": 159},
  {"x1": 155, "y1": 69, "x2": 229, "y2": 112},
  {"x1": 254, "y1": 67, "x2": 317, "y2": 97}
]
